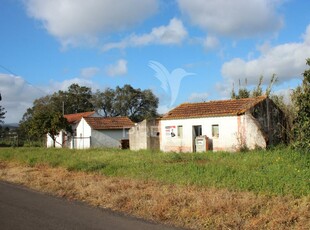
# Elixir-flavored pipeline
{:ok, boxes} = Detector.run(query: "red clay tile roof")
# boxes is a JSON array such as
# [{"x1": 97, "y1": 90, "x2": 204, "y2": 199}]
[
  {"x1": 84, "y1": 117, "x2": 134, "y2": 130},
  {"x1": 64, "y1": 111, "x2": 95, "y2": 124},
  {"x1": 162, "y1": 96, "x2": 267, "y2": 120}
]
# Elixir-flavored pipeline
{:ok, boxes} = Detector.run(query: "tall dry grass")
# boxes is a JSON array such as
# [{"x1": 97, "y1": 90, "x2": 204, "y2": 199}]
[
  {"x1": 0, "y1": 147, "x2": 309, "y2": 197},
  {"x1": 0, "y1": 161, "x2": 309, "y2": 230}
]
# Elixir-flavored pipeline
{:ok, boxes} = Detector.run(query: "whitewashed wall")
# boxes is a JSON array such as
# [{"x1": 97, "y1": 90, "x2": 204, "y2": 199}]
[
  {"x1": 74, "y1": 117, "x2": 91, "y2": 149},
  {"x1": 159, "y1": 115, "x2": 266, "y2": 152},
  {"x1": 46, "y1": 131, "x2": 64, "y2": 148},
  {"x1": 91, "y1": 129, "x2": 128, "y2": 148}
]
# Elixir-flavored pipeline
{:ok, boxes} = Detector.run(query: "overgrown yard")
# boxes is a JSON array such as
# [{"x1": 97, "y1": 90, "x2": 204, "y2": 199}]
[{"x1": 0, "y1": 147, "x2": 309, "y2": 229}]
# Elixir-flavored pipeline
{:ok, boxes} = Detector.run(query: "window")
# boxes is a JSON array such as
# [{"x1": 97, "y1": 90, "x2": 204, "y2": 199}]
[
  {"x1": 177, "y1": 125, "x2": 183, "y2": 138},
  {"x1": 212, "y1": 124, "x2": 219, "y2": 138},
  {"x1": 193, "y1": 125, "x2": 202, "y2": 136}
]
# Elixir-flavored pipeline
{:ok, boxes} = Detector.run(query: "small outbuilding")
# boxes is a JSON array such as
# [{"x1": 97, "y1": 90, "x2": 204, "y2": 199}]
[
  {"x1": 46, "y1": 111, "x2": 98, "y2": 148},
  {"x1": 159, "y1": 96, "x2": 286, "y2": 152},
  {"x1": 73, "y1": 116, "x2": 134, "y2": 149},
  {"x1": 46, "y1": 112, "x2": 134, "y2": 149}
]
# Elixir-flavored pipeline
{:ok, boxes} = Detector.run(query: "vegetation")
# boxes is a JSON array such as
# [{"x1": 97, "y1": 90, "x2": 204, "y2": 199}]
[
  {"x1": 1, "y1": 160, "x2": 308, "y2": 230},
  {"x1": 292, "y1": 58, "x2": 310, "y2": 151},
  {"x1": 18, "y1": 83, "x2": 159, "y2": 145},
  {"x1": 230, "y1": 60, "x2": 310, "y2": 150},
  {"x1": 231, "y1": 74, "x2": 277, "y2": 99},
  {"x1": 92, "y1": 84, "x2": 159, "y2": 122},
  {"x1": 30, "y1": 109, "x2": 71, "y2": 147},
  {"x1": 0, "y1": 147, "x2": 309, "y2": 197},
  {"x1": 0, "y1": 93, "x2": 6, "y2": 124},
  {"x1": 18, "y1": 95, "x2": 71, "y2": 147}
]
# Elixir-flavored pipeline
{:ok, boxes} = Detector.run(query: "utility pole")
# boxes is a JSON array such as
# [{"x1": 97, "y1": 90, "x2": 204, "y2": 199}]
[{"x1": 62, "y1": 101, "x2": 65, "y2": 116}]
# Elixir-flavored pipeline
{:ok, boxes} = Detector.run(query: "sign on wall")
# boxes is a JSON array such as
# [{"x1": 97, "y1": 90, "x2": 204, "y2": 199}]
[{"x1": 165, "y1": 126, "x2": 176, "y2": 137}]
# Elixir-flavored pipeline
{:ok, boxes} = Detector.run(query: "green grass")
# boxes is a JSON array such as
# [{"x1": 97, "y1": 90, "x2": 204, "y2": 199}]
[{"x1": 0, "y1": 147, "x2": 309, "y2": 197}]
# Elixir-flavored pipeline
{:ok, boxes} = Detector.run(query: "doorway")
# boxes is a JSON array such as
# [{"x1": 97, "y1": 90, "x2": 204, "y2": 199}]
[{"x1": 192, "y1": 125, "x2": 202, "y2": 152}]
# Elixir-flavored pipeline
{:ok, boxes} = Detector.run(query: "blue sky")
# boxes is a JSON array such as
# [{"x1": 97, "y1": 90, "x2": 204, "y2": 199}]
[{"x1": 0, "y1": 0, "x2": 309, "y2": 123}]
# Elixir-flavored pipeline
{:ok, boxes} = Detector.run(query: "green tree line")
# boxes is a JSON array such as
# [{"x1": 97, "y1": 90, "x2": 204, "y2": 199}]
[{"x1": 18, "y1": 84, "x2": 158, "y2": 146}]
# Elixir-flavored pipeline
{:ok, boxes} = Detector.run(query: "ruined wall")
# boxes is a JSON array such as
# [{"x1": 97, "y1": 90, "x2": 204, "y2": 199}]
[
  {"x1": 129, "y1": 119, "x2": 159, "y2": 151},
  {"x1": 250, "y1": 98, "x2": 287, "y2": 147},
  {"x1": 129, "y1": 120, "x2": 148, "y2": 151},
  {"x1": 241, "y1": 113, "x2": 267, "y2": 149}
]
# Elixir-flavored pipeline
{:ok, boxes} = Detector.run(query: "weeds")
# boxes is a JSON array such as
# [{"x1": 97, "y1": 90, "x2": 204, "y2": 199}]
[
  {"x1": 0, "y1": 161, "x2": 309, "y2": 230},
  {"x1": 0, "y1": 147, "x2": 309, "y2": 197}
]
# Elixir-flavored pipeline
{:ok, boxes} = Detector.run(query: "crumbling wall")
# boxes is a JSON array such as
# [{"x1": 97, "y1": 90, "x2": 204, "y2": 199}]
[
  {"x1": 250, "y1": 98, "x2": 287, "y2": 147},
  {"x1": 129, "y1": 119, "x2": 159, "y2": 151}
]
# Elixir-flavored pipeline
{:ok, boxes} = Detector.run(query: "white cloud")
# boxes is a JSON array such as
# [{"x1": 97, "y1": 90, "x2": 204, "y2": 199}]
[
  {"x1": 102, "y1": 18, "x2": 188, "y2": 51},
  {"x1": 46, "y1": 78, "x2": 97, "y2": 95},
  {"x1": 106, "y1": 59, "x2": 128, "y2": 77},
  {"x1": 80, "y1": 67, "x2": 100, "y2": 79},
  {"x1": 24, "y1": 0, "x2": 158, "y2": 47},
  {"x1": 177, "y1": 0, "x2": 283, "y2": 38},
  {"x1": 221, "y1": 25, "x2": 310, "y2": 85},
  {"x1": 203, "y1": 35, "x2": 220, "y2": 51},
  {"x1": 0, "y1": 73, "x2": 105, "y2": 123},
  {"x1": 0, "y1": 74, "x2": 45, "y2": 123}
]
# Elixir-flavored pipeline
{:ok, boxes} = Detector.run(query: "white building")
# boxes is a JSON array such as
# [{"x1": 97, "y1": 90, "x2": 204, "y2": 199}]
[
  {"x1": 47, "y1": 112, "x2": 134, "y2": 149},
  {"x1": 46, "y1": 111, "x2": 97, "y2": 148},
  {"x1": 73, "y1": 116, "x2": 134, "y2": 149},
  {"x1": 159, "y1": 96, "x2": 286, "y2": 152}
]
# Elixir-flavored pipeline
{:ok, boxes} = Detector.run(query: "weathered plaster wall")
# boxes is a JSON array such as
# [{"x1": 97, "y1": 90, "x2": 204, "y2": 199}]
[
  {"x1": 160, "y1": 114, "x2": 270, "y2": 152},
  {"x1": 160, "y1": 116, "x2": 243, "y2": 152},
  {"x1": 91, "y1": 129, "x2": 128, "y2": 148},
  {"x1": 129, "y1": 120, "x2": 148, "y2": 151},
  {"x1": 240, "y1": 112, "x2": 267, "y2": 149},
  {"x1": 250, "y1": 98, "x2": 287, "y2": 146},
  {"x1": 129, "y1": 119, "x2": 159, "y2": 151}
]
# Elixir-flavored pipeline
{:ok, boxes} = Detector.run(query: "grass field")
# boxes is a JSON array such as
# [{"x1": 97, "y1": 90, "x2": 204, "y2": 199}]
[{"x1": 0, "y1": 147, "x2": 309, "y2": 197}]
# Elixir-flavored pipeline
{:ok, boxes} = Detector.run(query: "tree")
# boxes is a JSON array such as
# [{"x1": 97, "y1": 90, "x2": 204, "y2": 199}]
[
  {"x1": 48, "y1": 84, "x2": 94, "y2": 115},
  {"x1": 92, "y1": 88, "x2": 117, "y2": 117},
  {"x1": 19, "y1": 97, "x2": 71, "y2": 147},
  {"x1": 93, "y1": 84, "x2": 159, "y2": 122},
  {"x1": 64, "y1": 84, "x2": 94, "y2": 114},
  {"x1": 265, "y1": 74, "x2": 277, "y2": 97},
  {"x1": 231, "y1": 75, "x2": 278, "y2": 99},
  {"x1": 19, "y1": 94, "x2": 72, "y2": 146},
  {"x1": 231, "y1": 80, "x2": 250, "y2": 99},
  {"x1": 0, "y1": 93, "x2": 6, "y2": 124},
  {"x1": 251, "y1": 76, "x2": 263, "y2": 97},
  {"x1": 30, "y1": 108, "x2": 71, "y2": 147},
  {"x1": 292, "y1": 58, "x2": 310, "y2": 150}
]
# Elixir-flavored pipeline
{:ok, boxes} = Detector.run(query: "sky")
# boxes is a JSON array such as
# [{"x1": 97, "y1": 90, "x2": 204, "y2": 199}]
[{"x1": 0, "y1": 0, "x2": 309, "y2": 124}]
